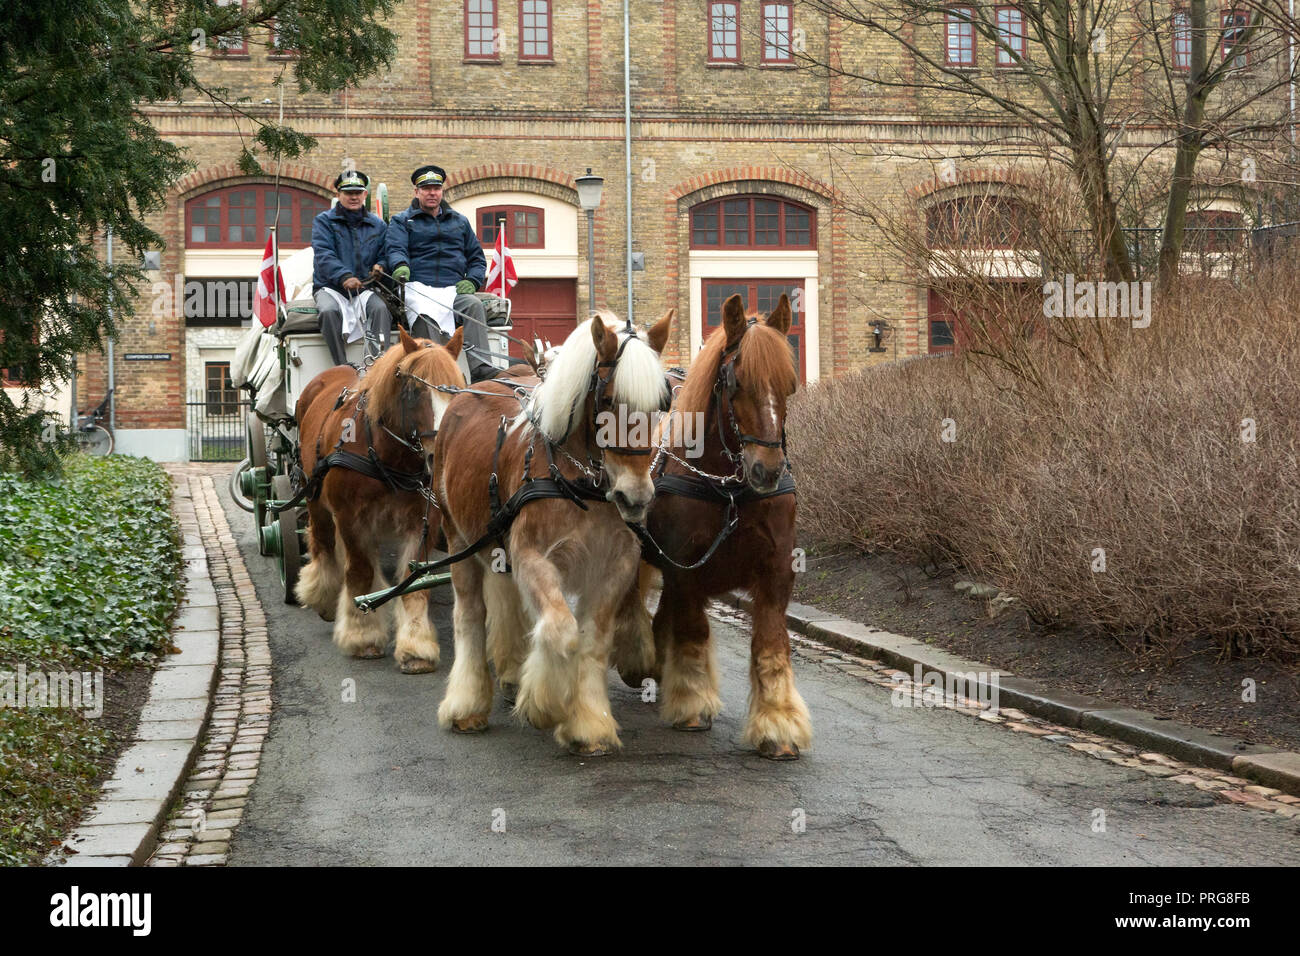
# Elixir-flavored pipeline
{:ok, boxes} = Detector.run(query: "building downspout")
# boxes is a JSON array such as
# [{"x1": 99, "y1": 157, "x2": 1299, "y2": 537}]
[
  {"x1": 624, "y1": 0, "x2": 634, "y2": 324},
  {"x1": 106, "y1": 225, "x2": 115, "y2": 432}
]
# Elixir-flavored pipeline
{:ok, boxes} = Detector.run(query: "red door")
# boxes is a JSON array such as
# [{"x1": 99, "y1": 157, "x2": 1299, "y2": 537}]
[
  {"x1": 703, "y1": 279, "x2": 806, "y2": 381},
  {"x1": 507, "y1": 279, "x2": 578, "y2": 359}
]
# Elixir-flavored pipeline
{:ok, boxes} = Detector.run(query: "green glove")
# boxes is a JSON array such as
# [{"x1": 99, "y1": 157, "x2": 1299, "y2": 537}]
[
  {"x1": 393, "y1": 265, "x2": 410, "y2": 282},
  {"x1": 455, "y1": 279, "x2": 476, "y2": 296}
]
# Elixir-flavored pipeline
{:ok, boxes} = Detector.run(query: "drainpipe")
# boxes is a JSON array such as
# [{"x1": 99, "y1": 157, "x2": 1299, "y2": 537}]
[
  {"x1": 106, "y1": 225, "x2": 116, "y2": 432},
  {"x1": 624, "y1": 0, "x2": 634, "y2": 324}
]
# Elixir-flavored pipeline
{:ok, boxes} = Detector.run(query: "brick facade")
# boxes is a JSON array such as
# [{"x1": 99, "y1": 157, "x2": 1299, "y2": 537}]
[{"x1": 83, "y1": 1, "x2": 1282, "y2": 454}]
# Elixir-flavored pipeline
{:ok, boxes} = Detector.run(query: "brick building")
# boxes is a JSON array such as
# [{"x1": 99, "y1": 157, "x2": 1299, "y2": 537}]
[{"x1": 64, "y1": 1, "x2": 1282, "y2": 459}]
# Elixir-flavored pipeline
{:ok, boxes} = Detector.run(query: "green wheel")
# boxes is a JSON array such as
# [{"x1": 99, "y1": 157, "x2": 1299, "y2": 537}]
[{"x1": 271, "y1": 474, "x2": 302, "y2": 605}]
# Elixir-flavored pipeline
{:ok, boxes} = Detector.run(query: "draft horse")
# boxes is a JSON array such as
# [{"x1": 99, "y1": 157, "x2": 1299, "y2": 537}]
[
  {"x1": 294, "y1": 326, "x2": 465, "y2": 671},
  {"x1": 432, "y1": 310, "x2": 674, "y2": 755},
  {"x1": 612, "y1": 293, "x2": 811, "y2": 759}
]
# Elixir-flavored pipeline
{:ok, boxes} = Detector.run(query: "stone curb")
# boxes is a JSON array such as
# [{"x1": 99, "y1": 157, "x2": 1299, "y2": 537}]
[
  {"x1": 721, "y1": 592, "x2": 1300, "y2": 799},
  {"x1": 50, "y1": 473, "x2": 218, "y2": 866}
]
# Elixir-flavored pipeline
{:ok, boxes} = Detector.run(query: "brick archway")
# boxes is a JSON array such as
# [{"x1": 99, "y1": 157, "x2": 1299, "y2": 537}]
[
  {"x1": 444, "y1": 163, "x2": 579, "y2": 207},
  {"x1": 906, "y1": 165, "x2": 1040, "y2": 203},
  {"x1": 663, "y1": 168, "x2": 843, "y2": 373}
]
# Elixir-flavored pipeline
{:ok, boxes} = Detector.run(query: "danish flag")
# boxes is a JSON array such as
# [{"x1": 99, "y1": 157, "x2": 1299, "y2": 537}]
[
  {"x1": 253, "y1": 233, "x2": 287, "y2": 327},
  {"x1": 484, "y1": 225, "x2": 518, "y2": 298}
]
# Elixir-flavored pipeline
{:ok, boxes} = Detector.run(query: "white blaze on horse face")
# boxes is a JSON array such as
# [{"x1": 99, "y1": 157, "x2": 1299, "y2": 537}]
[
  {"x1": 742, "y1": 393, "x2": 784, "y2": 487},
  {"x1": 430, "y1": 393, "x2": 450, "y2": 431}
]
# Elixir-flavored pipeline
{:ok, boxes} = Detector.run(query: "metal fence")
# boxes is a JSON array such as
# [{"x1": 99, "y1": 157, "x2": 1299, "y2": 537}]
[{"x1": 186, "y1": 389, "x2": 249, "y2": 462}]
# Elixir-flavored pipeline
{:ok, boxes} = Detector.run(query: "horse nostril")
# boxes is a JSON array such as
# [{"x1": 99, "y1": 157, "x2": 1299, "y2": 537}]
[{"x1": 751, "y1": 461, "x2": 768, "y2": 483}]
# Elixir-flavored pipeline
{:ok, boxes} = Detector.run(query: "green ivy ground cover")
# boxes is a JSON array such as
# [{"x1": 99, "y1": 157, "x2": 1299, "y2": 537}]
[{"x1": 0, "y1": 455, "x2": 184, "y2": 864}]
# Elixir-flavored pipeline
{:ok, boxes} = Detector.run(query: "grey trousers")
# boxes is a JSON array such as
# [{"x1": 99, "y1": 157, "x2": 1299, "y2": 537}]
[
  {"x1": 314, "y1": 289, "x2": 393, "y2": 366},
  {"x1": 408, "y1": 293, "x2": 497, "y2": 382}
]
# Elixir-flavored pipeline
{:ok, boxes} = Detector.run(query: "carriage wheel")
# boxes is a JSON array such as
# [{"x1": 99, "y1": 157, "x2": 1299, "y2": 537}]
[
  {"x1": 271, "y1": 474, "x2": 302, "y2": 605},
  {"x1": 247, "y1": 412, "x2": 267, "y2": 469}
]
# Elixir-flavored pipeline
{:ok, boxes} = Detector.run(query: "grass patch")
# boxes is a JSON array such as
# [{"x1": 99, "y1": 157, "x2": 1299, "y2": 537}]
[{"x1": 0, "y1": 454, "x2": 183, "y2": 864}]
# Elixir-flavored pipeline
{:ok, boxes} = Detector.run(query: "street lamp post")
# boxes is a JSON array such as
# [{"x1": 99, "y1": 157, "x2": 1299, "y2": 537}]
[{"x1": 576, "y1": 168, "x2": 604, "y2": 317}]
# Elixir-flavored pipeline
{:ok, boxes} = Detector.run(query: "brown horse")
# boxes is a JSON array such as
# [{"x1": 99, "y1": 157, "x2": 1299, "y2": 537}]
[
  {"x1": 431, "y1": 310, "x2": 673, "y2": 755},
  {"x1": 610, "y1": 293, "x2": 811, "y2": 758},
  {"x1": 294, "y1": 326, "x2": 465, "y2": 671}
]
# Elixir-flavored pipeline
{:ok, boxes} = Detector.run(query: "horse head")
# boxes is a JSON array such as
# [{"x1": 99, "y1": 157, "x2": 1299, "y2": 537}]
[
  {"x1": 716, "y1": 293, "x2": 798, "y2": 493},
  {"x1": 361, "y1": 325, "x2": 466, "y2": 457},
  {"x1": 529, "y1": 309, "x2": 674, "y2": 524}
]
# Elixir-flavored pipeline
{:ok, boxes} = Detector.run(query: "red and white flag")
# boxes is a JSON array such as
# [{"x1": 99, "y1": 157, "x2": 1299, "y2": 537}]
[
  {"x1": 253, "y1": 233, "x2": 287, "y2": 328},
  {"x1": 484, "y1": 226, "x2": 518, "y2": 298}
]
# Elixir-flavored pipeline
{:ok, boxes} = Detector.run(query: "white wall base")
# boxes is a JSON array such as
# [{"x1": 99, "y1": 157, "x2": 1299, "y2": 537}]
[{"x1": 113, "y1": 429, "x2": 190, "y2": 462}]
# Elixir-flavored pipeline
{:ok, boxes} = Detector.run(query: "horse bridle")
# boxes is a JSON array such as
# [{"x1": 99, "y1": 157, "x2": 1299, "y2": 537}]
[{"x1": 713, "y1": 320, "x2": 792, "y2": 465}]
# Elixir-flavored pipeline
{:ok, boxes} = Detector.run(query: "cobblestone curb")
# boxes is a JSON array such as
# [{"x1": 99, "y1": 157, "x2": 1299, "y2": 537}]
[
  {"x1": 145, "y1": 467, "x2": 270, "y2": 867},
  {"x1": 51, "y1": 469, "x2": 219, "y2": 866},
  {"x1": 713, "y1": 595, "x2": 1300, "y2": 812}
]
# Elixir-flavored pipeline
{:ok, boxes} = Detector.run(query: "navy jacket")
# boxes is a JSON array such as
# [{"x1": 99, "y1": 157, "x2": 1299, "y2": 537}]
[
  {"x1": 385, "y1": 199, "x2": 486, "y2": 290},
  {"x1": 312, "y1": 205, "x2": 387, "y2": 295}
]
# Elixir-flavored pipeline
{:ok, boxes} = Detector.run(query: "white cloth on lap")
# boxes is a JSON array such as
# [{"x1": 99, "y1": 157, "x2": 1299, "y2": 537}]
[
  {"x1": 316, "y1": 287, "x2": 377, "y2": 343},
  {"x1": 399, "y1": 281, "x2": 458, "y2": 337}
]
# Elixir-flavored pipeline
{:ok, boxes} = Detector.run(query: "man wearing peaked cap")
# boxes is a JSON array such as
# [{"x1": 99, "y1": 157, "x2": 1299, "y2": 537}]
[
  {"x1": 386, "y1": 164, "x2": 498, "y2": 382},
  {"x1": 311, "y1": 169, "x2": 391, "y2": 365}
]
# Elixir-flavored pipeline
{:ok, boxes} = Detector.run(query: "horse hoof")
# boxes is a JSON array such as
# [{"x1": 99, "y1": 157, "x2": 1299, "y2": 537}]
[
  {"x1": 758, "y1": 740, "x2": 800, "y2": 761},
  {"x1": 568, "y1": 741, "x2": 613, "y2": 758},
  {"x1": 673, "y1": 715, "x2": 712, "y2": 732},
  {"x1": 500, "y1": 682, "x2": 518, "y2": 705},
  {"x1": 399, "y1": 657, "x2": 437, "y2": 674},
  {"x1": 452, "y1": 715, "x2": 489, "y2": 733},
  {"x1": 353, "y1": 646, "x2": 385, "y2": 659}
]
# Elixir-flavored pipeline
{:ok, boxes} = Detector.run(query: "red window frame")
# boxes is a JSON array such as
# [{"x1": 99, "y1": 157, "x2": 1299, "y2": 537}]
[
  {"x1": 1172, "y1": 9, "x2": 1192, "y2": 72},
  {"x1": 518, "y1": 0, "x2": 552, "y2": 61},
  {"x1": 465, "y1": 0, "x2": 499, "y2": 62},
  {"x1": 477, "y1": 205, "x2": 545, "y2": 249},
  {"x1": 185, "y1": 185, "x2": 329, "y2": 249},
  {"x1": 761, "y1": 2, "x2": 794, "y2": 64},
  {"x1": 995, "y1": 6, "x2": 1024, "y2": 66},
  {"x1": 709, "y1": 2, "x2": 741, "y2": 64},
  {"x1": 690, "y1": 196, "x2": 817, "y2": 250},
  {"x1": 925, "y1": 196, "x2": 1027, "y2": 249},
  {"x1": 946, "y1": 6, "x2": 976, "y2": 67},
  {"x1": 1221, "y1": 9, "x2": 1249, "y2": 68},
  {"x1": 214, "y1": 0, "x2": 248, "y2": 56},
  {"x1": 1185, "y1": 209, "x2": 1245, "y2": 252}
]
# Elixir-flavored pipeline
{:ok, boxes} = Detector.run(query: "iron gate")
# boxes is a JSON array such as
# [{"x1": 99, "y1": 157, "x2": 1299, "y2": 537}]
[{"x1": 186, "y1": 389, "x2": 250, "y2": 462}]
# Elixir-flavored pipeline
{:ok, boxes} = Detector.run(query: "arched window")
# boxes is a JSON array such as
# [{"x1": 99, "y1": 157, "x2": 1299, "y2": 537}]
[
  {"x1": 925, "y1": 195, "x2": 1029, "y2": 249},
  {"x1": 690, "y1": 196, "x2": 815, "y2": 249},
  {"x1": 477, "y1": 205, "x2": 544, "y2": 248},
  {"x1": 185, "y1": 185, "x2": 329, "y2": 248}
]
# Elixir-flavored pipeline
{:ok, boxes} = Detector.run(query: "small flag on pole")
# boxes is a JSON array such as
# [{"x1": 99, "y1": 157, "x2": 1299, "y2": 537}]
[
  {"x1": 253, "y1": 233, "x2": 286, "y2": 328},
  {"x1": 484, "y1": 221, "x2": 518, "y2": 298}
]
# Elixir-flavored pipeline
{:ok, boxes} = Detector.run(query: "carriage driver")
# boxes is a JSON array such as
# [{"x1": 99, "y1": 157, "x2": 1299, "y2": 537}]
[
  {"x1": 311, "y1": 170, "x2": 392, "y2": 366},
  {"x1": 386, "y1": 165, "x2": 498, "y2": 383}
]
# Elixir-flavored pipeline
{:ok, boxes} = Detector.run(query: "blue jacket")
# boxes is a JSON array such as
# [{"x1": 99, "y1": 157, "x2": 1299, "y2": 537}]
[
  {"x1": 311, "y1": 205, "x2": 388, "y2": 295},
  {"x1": 385, "y1": 199, "x2": 486, "y2": 290}
]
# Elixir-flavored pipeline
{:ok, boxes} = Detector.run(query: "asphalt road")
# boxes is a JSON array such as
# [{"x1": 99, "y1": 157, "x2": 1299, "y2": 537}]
[{"x1": 216, "y1": 474, "x2": 1300, "y2": 866}]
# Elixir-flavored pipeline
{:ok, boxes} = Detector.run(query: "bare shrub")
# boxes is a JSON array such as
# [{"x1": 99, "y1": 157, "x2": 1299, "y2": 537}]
[{"x1": 792, "y1": 264, "x2": 1300, "y2": 664}]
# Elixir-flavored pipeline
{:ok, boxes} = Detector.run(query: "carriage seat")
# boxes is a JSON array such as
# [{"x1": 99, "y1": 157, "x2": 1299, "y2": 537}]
[
  {"x1": 276, "y1": 299, "x2": 321, "y2": 337},
  {"x1": 275, "y1": 291, "x2": 511, "y2": 337}
]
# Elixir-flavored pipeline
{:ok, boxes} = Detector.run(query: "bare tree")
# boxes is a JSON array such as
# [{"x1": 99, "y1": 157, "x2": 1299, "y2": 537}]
[{"x1": 798, "y1": 0, "x2": 1299, "y2": 288}]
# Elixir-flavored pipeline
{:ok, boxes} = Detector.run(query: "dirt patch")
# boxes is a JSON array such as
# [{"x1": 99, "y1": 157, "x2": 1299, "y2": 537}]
[{"x1": 793, "y1": 547, "x2": 1300, "y2": 753}]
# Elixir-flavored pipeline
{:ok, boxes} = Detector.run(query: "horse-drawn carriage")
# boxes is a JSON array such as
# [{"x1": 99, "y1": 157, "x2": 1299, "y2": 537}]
[
  {"x1": 232, "y1": 207, "x2": 811, "y2": 758},
  {"x1": 229, "y1": 182, "x2": 514, "y2": 603}
]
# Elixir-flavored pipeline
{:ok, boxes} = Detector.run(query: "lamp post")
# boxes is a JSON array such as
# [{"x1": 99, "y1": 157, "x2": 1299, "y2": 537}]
[{"x1": 576, "y1": 168, "x2": 604, "y2": 317}]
